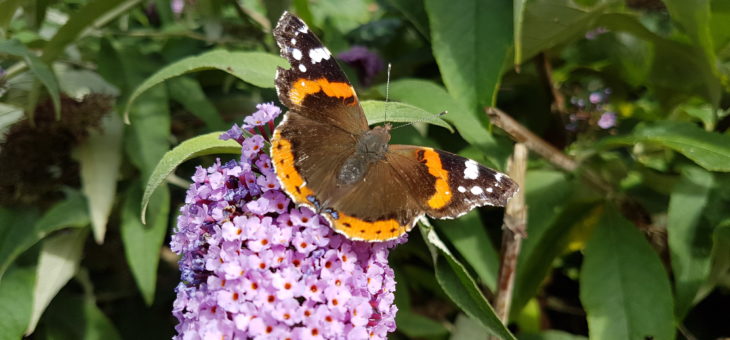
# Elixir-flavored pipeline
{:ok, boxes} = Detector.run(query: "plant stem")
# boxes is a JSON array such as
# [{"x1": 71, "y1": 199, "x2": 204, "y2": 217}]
[{"x1": 490, "y1": 143, "x2": 528, "y2": 339}]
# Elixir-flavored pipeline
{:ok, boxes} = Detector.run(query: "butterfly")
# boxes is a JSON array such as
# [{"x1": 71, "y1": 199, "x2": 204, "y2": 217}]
[{"x1": 270, "y1": 12, "x2": 518, "y2": 242}]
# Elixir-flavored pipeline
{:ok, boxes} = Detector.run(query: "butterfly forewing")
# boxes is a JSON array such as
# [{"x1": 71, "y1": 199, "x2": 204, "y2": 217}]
[{"x1": 273, "y1": 12, "x2": 368, "y2": 134}]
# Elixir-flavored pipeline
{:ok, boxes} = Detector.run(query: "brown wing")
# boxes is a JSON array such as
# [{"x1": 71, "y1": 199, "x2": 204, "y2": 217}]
[
  {"x1": 273, "y1": 12, "x2": 368, "y2": 134},
  {"x1": 388, "y1": 145, "x2": 518, "y2": 219},
  {"x1": 271, "y1": 111, "x2": 356, "y2": 208},
  {"x1": 319, "y1": 150, "x2": 429, "y2": 241}
]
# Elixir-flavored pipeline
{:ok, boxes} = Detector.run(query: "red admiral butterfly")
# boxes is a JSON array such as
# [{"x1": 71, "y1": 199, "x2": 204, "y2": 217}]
[{"x1": 271, "y1": 12, "x2": 518, "y2": 242}]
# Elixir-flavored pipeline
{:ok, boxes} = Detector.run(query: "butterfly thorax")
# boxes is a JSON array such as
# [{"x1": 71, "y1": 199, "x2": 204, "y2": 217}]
[{"x1": 336, "y1": 124, "x2": 392, "y2": 186}]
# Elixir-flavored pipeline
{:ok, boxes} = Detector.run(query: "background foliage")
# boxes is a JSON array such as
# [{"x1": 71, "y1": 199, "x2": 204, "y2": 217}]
[{"x1": 1, "y1": 0, "x2": 729, "y2": 339}]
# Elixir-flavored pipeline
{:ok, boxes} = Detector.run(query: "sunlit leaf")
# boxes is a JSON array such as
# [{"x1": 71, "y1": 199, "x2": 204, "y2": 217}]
[
  {"x1": 361, "y1": 100, "x2": 453, "y2": 132},
  {"x1": 77, "y1": 112, "x2": 123, "y2": 244},
  {"x1": 123, "y1": 50, "x2": 285, "y2": 121},
  {"x1": 26, "y1": 228, "x2": 89, "y2": 334},
  {"x1": 425, "y1": 0, "x2": 512, "y2": 109}
]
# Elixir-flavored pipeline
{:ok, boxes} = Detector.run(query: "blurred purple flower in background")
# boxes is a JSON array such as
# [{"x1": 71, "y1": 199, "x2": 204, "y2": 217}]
[
  {"x1": 597, "y1": 112, "x2": 617, "y2": 129},
  {"x1": 171, "y1": 104, "x2": 404, "y2": 339},
  {"x1": 338, "y1": 46, "x2": 384, "y2": 87},
  {"x1": 171, "y1": 0, "x2": 185, "y2": 16}
]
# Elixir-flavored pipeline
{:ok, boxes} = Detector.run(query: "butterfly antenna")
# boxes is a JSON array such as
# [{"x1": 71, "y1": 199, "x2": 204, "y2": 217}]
[
  {"x1": 390, "y1": 111, "x2": 448, "y2": 131},
  {"x1": 384, "y1": 63, "x2": 392, "y2": 125}
]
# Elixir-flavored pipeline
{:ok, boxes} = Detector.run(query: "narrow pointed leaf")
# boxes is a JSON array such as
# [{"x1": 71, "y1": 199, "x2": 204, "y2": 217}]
[
  {"x1": 420, "y1": 223, "x2": 516, "y2": 340},
  {"x1": 121, "y1": 182, "x2": 170, "y2": 305},
  {"x1": 361, "y1": 100, "x2": 453, "y2": 132},
  {"x1": 124, "y1": 50, "x2": 285, "y2": 120},
  {"x1": 0, "y1": 40, "x2": 61, "y2": 117},
  {"x1": 77, "y1": 112, "x2": 124, "y2": 244},
  {"x1": 141, "y1": 132, "x2": 241, "y2": 223},
  {"x1": 0, "y1": 191, "x2": 89, "y2": 280},
  {"x1": 26, "y1": 228, "x2": 89, "y2": 334}
]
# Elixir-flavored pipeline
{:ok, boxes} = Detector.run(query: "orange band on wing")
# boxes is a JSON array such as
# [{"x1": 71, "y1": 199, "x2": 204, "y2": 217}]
[
  {"x1": 271, "y1": 132, "x2": 314, "y2": 204},
  {"x1": 421, "y1": 148, "x2": 452, "y2": 209},
  {"x1": 328, "y1": 213, "x2": 406, "y2": 241},
  {"x1": 289, "y1": 78, "x2": 355, "y2": 105}
]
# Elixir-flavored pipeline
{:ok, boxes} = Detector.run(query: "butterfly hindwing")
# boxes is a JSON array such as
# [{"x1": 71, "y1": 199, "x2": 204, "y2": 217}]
[
  {"x1": 388, "y1": 145, "x2": 518, "y2": 219},
  {"x1": 273, "y1": 12, "x2": 368, "y2": 134}
]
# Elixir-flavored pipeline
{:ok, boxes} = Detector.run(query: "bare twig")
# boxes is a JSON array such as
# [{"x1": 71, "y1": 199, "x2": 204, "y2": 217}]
[
  {"x1": 485, "y1": 107, "x2": 613, "y2": 195},
  {"x1": 490, "y1": 143, "x2": 528, "y2": 339},
  {"x1": 538, "y1": 53, "x2": 567, "y2": 114}
]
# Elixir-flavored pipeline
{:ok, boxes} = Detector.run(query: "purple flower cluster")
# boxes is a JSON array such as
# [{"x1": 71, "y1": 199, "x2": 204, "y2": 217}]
[
  {"x1": 567, "y1": 87, "x2": 617, "y2": 131},
  {"x1": 338, "y1": 46, "x2": 384, "y2": 87},
  {"x1": 171, "y1": 104, "x2": 404, "y2": 339}
]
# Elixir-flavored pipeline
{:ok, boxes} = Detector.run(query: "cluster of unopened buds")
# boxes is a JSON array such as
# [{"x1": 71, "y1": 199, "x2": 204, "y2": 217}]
[{"x1": 170, "y1": 102, "x2": 405, "y2": 339}]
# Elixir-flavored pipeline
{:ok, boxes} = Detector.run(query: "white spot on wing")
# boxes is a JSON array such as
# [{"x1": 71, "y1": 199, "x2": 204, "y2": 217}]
[
  {"x1": 292, "y1": 48, "x2": 302, "y2": 60},
  {"x1": 487, "y1": 187, "x2": 494, "y2": 193},
  {"x1": 495, "y1": 172, "x2": 504, "y2": 182},
  {"x1": 298, "y1": 23, "x2": 308, "y2": 34},
  {"x1": 298, "y1": 64, "x2": 307, "y2": 72},
  {"x1": 290, "y1": 38, "x2": 296, "y2": 45},
  {"x1": 457, "y1": 186, "x2": 466, "y2": 193},
  {"x1": 309, "y1": 47, "x2": 331, "y2": 64},
  {"x1": 464, "y1": 160, "x2": 479, "y2": 180},
  {"x1": 470, "y1": 186, "x2": 483, "y2": 195}
]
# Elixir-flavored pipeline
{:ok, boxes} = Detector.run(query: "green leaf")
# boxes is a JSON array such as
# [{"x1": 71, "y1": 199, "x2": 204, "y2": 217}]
[
  {"x1": 0, "y1": 266, "x2": 35, "y2": 340},
  {"x1": 77, "y1": 112, "x2": 123, "y2": 244},
  {"x1": 668, "y1": 166, "x2": 715, "y2": 319},
  {"x1": 663, "y1": 0, "x2": 716, "y2": 72},
  {"x1": 419, "y1": 222, "x2": 516, "y2": 340},
  {"x1": 385, "y1": 0, "x2": 430, "y2": 39},
  {"x1": 40, "y1": 0, "x2": 144, "y2": 63},
  {"x1": 596, "y1": 121, "x2": 730, "y2": 172},
  {"x1": 396, "y1": 311, "x2": 449, "y2": 338},
  {"x1": 123, "y1": 50, "x2": 285, "y2": 120},
  {"x1": 167, "y1": 77, "x2": 227, "y2": 131},
  {"x1": 124, "y1": 85, "x2": 171, "y2": 181},
  {"x1": 0, "y1": 39, "x2": 61, "y2": 118},
  {"x1": 0, "y1": 191, "x2": 89, "y2": 280},
  {"x1": 0, "y1": 0, "x2": 23, "y2": 34},
  {"x1": 361, "y1": 100, "x2": 453, "y2": 132},
  {"x1": 121, "y1": 182, "x2": 170, "y2": 305},
  {"x1": 580, "y1": 207, "x2": 674, "y2": 340},
  {"x1": 43, "y1": 294, "x2": 122, "y2": 340},
  {"x1": 425, "y1": 0, "x2": 512, "y2": 109},
  {"x1": 436, "y1": 210, "x2": 499, "y2": 290},
  {"x1": 382, "y1": 79, "x2": 508, "y2": 167},
  {"x1": 521, "y1": 0, "x2": 619, "y2": 62},
  {"x1": 450, "y1": 314, "x2": 489, "y2": 340},
  {"x1": 27, "y1": 228, "x2": 89, "y2": 334},
  {"x1": 141, "y1": 132, "x2": 241, "y2": 223}
]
